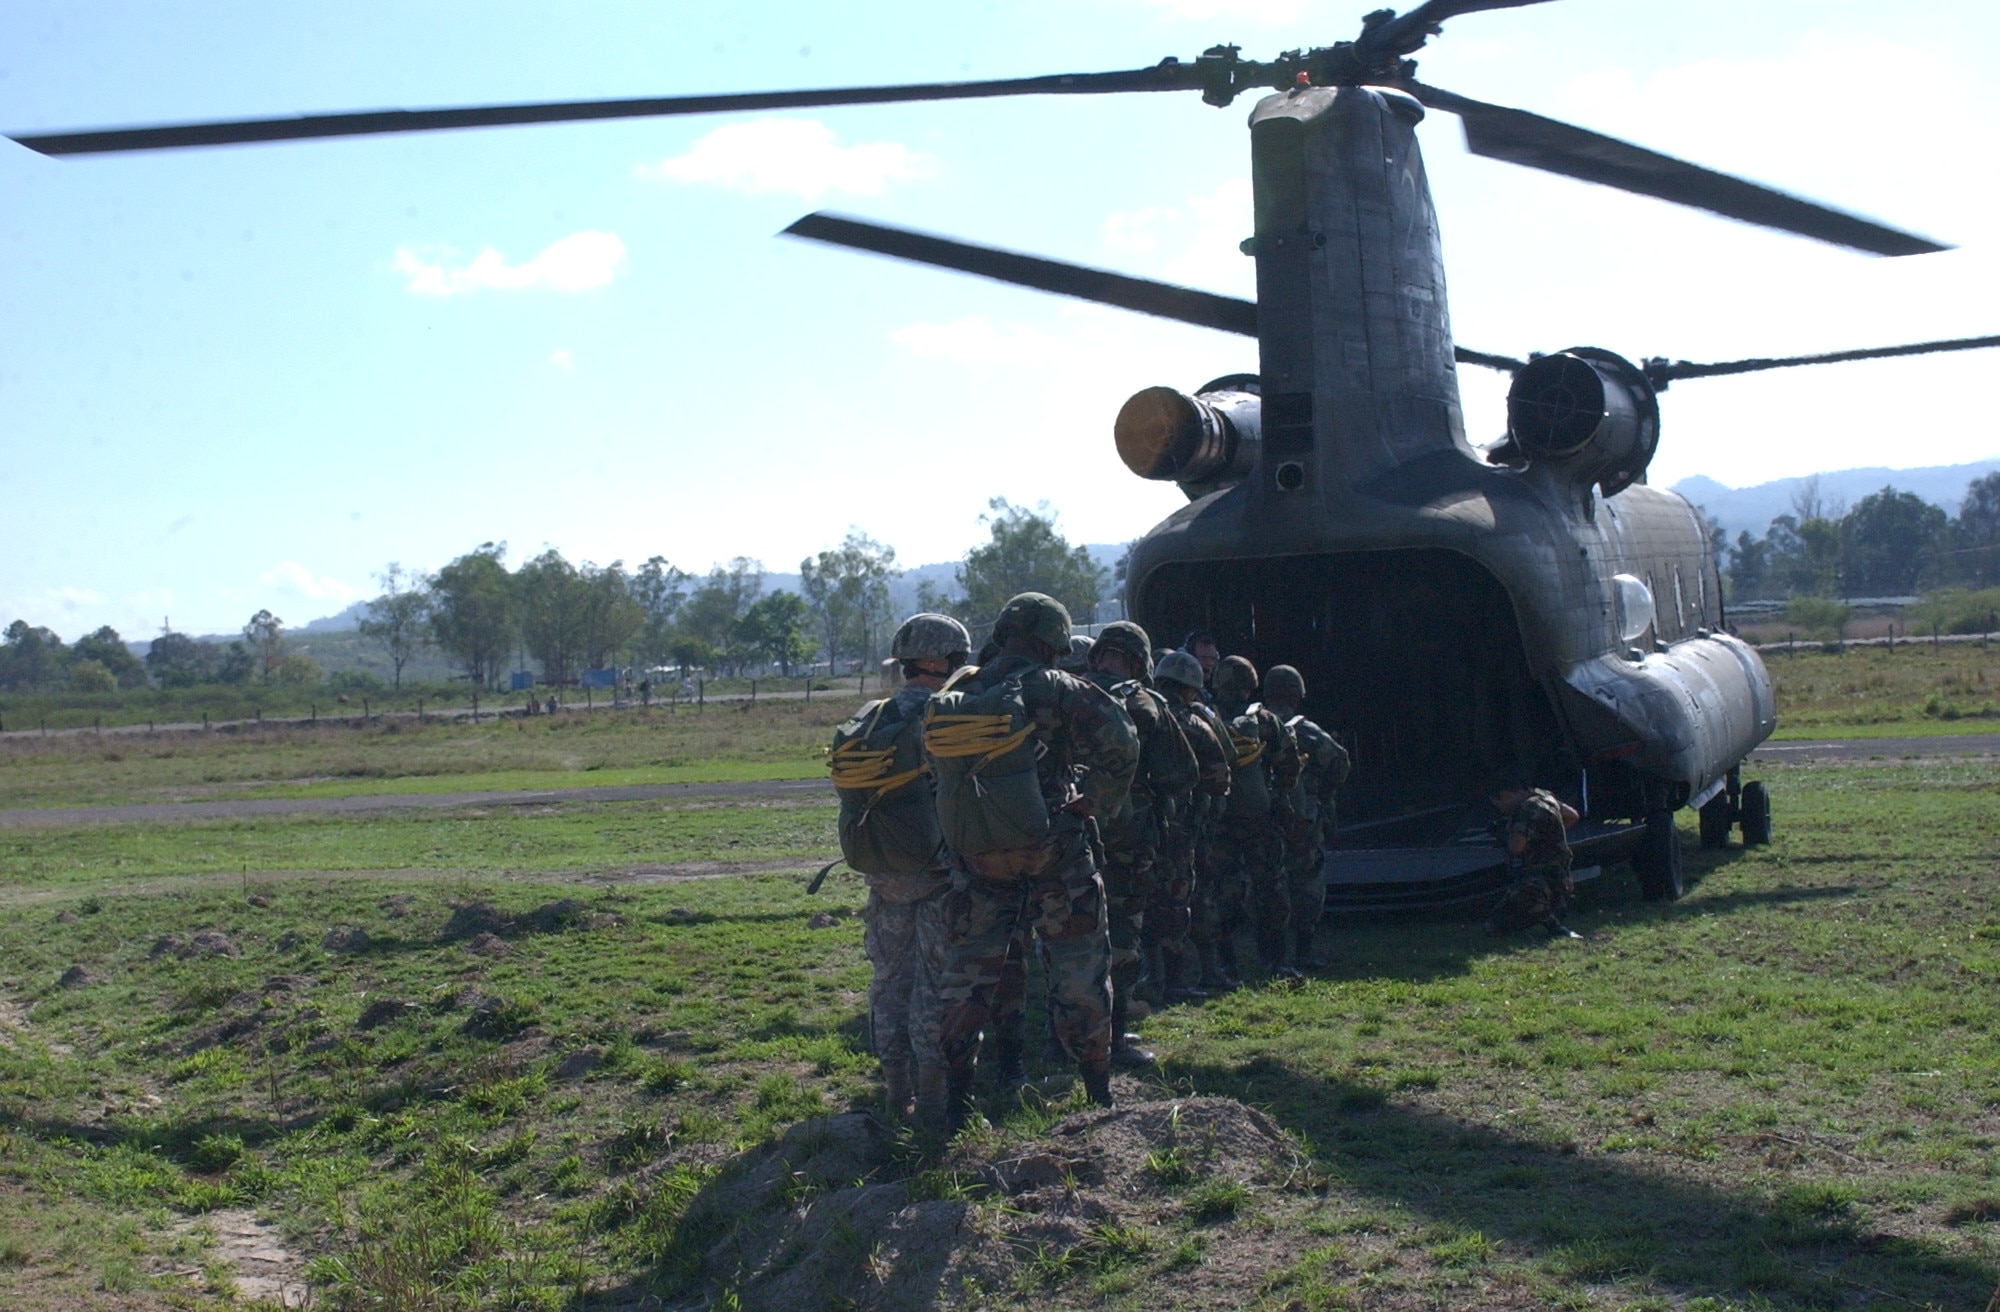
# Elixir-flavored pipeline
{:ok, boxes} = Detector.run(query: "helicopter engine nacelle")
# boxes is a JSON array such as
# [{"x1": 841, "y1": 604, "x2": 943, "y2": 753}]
[
  {"x1": 1505, "y1": 349, "x2": 1660, "y2": 497},
  {"x1": 1114, "y1": 375, "x2": 1261, "y2": 497}
]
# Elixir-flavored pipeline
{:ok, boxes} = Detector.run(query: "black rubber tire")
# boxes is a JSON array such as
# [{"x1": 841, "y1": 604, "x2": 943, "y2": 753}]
[
  {"x1": 1634, "y1": 808, "x2": 1684, "y2": 901},
  {"x1": 1740, "y1": 781, "x2": 1772, "y2": 847},
  {"x1": 1698, "y1": 794, "x2": 1734, "y2": 849}
]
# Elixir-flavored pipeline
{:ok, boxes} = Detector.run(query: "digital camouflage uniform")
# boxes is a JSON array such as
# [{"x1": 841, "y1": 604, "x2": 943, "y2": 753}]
[
  {"x1": 935, "y1": 651, "x2": 1138, "y2": 1101},
  {"x1": 1206, "y1": 663, "x2": 1302, "y2": 978},
  {"x1": 859, "y1": 681, "x2": 954, "y2": 1091},
  {"x1": 1154, "y1": 692, "x2": 1232, "y2": 996},
  {"x1": 1281, "y1": 713, "x2": 1350, "y2": 965},
  {"x1": 1489, "y1": 788, "x2": 1575, "y2": 934}
]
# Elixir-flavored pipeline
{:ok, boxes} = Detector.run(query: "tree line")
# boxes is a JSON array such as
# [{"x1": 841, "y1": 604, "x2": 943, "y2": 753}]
[
  {"x1": 1717, "y1": 472, "x2": 2000, "y2": 602},
  {"x1": 0, "y1": 500, "x2": 1107, "y2": 696}
]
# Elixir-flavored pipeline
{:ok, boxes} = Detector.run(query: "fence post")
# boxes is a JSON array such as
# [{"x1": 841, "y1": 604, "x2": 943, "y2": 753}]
[
  {"x1": 472, "y1": 689, "x2": 479, "y2": 723},
  {"x1": 203, "y1": 712, "x2": 210, "y2": 732},
  {"x1": 698, "y1": 679, "x2": 704, "y2": 711},
  {"x1": 751, "y1": 678, "x2": 758, "y2": 706}
]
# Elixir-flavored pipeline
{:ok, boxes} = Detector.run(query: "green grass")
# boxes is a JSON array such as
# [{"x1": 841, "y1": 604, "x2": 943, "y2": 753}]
[
  {"x1": 1764, "y1": 641, "x2": 2000, "y2": 736},
  {"x1": 1, "y1": 758, "x2": 1997, "y2": 1309},
  {"x1": 0, "y1": 699, "x2": 848, "y2": 809}
]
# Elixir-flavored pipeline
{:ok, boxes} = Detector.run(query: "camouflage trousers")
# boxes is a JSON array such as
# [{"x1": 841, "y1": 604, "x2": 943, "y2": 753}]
[
  {"x1": 863, "y1": 887, "x2": 950, "y2": 1071},
  {"x1": 1202, "y1": 815, "x2": 1289, "y2": 966},
  {"x1": 1144, "y1": 824, "x2": 1198, "y2": 963},
  {"x1": 939, "y1": 854, "x2": 1112, "y2": 1074},
  {"x1": 1485, "y1": 864, "x2": 1573, "y2": 935},
  {"x1": 1100, "y1": 834, "x2": 1157, "y2": 980},
  {"x1": 1283, "y1": 812, "x2": 1328, "y2": 937}
]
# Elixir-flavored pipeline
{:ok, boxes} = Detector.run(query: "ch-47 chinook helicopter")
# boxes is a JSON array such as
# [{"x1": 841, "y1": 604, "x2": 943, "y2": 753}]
[{"x1": 15, "y1": 0, "x2": 2000, "y2": 909}]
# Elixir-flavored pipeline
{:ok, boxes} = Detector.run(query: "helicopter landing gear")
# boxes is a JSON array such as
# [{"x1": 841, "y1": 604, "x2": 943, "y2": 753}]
[
  {"x1": 1633, "y1": 807, "x2": 1684, "y2": 902},
  {"x1": 1740, "y1": 781, "x2": 1772, "y2": 847},
  {"x1": 1698, "y1": 793, "x2": 1734, "y2": 849}
]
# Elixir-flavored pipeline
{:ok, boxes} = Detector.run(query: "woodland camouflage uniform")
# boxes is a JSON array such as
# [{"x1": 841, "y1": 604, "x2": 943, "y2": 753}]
[
  {"x1": 934, "y1": 599, "x2": 1138, "y2": 1113},
  {"x1": 1205, "y1": 657, "x2": 1302, "y2": 981},
  {"x1": 1151, "y1": 649, "x2": 1231, "y2": 1002},
  {"x1": 1487, "y1": 787, "x2": 1575, "y2": 935},
  {"x1": 1266, "y1": 664, "x2": 1350, "y2": 971},
  {"x1": 1087, "y1": 623, "x2": 1198, "y2": 1060}
]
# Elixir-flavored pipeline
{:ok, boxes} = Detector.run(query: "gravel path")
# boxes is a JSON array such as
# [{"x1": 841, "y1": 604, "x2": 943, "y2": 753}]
[{"x1": 1749, "y1": 732, "x2": 2000, "y2": 762}]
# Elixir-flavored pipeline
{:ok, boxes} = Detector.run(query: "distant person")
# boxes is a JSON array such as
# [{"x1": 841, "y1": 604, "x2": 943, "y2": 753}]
[
  {"x1": 1058, "y1": 634, "x2": 1095, "y2": 674},
  {"x1": 828, "y1": 613, "x2": 971, "y2": 1127},
  {"x1": 927, "y1": 593, "x2": 1137, "y2": 1124},
  {"x1": 1261, "y1": 665, "x2": 1350, "y2": 971},
  {"x1": 1485, "y1": 779, "x2": 1582, "y2": 939},
  {"x1": 1183, "y1": 630, "x2": 1222, "y2": 700}
]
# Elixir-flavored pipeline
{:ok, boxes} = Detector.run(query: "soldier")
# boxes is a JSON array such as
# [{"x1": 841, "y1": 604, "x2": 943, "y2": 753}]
[
  {"x1": 1151, "y1": 649, "x2": 1232, "y2": 1002},
  {"x1": 1486, "y1": 780, "x2": 1583, "y2": 939},
  {"x1": 1058, "y1": 634, "x2": 1095, "y2": 674},
  {"x1": 1261, "y1": 665, "x2": 1350, "y2": 971},
  {"x1": 1182, "y1": 630, "x2": 1222, "y2": 700},
  {"x1": 929, "y1": 593, "x2": 1138, "y2": 1123},
  {"x1": 1085, "y1": 621, "x2": 1198, "y2": 1064},
  {"x1": 827, "y1": 613, "x2": 971, "y2": 1122},
  {"x1": 1207, "y1": 655, "x2": 1302, "y2": 983}
]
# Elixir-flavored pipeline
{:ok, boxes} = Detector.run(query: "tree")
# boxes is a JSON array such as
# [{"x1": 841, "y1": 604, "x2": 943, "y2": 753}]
[
  {"x1": 1840, "y1": 487, "x2": 1946, "y2": 596},
  {"x1": 1955, "y1": 471, "x2": 2000, "y2": 586},
  {"x1": 70, "y1": 659, "x2": 117, "y2": 693},
  {"x1": 800, "y1": 531, "x2": 898, "y2": 674},
  {"x1": 215, "y1": 641, "x2": 256, "y2": 685},
  {"x1": 145, "y1": 630, "x2": 215, "y2": 688},
  {"x1": 243, "y1": 610, "x2": 286, "y2": 681},
  {"x1": 1766, "y1": 512, "x2": 1844, "y2": 597},
  {"x1": 735, "y1": 591, "x2": 814, "y2": 675},
  {"x1": 680, "y1": 558, "x2": 764, "y2": 671},
  {"x1": 515, "y1": 549, "x2": 592, "y2": 687},
  {"x1": 956, "y1": 499, "x2": 1103, "y2": 634},
  {"x1": 430, "y1": 544, "x2": 513, "y2": 687},
  {"x1": 632, "y1": 556, "x2": 689, "y2": 666},
  {"x1": 358, "y1": 563, "x2": 432, "y2": 690},
  {"x1": 0, "y1": 622, "x2": 67, "y2": 693},
  {"x1": 1726, "y1": 530, "x2": 1771, "y2": 601},
  {"x1": 72, "y1": 626, "x2": 147, "y2": 689},
  {"x1": 272, "y1": 652, "x2": 324, "y2": 685},
  {"x1": 578, "y1": 562, "x2": 644, "y2": 673}
]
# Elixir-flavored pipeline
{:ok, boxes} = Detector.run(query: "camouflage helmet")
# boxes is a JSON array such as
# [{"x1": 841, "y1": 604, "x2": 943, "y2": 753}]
[
  {"x1": 890, "y1": 612, "x2": 971, "y2": 662},
  {"x1": 1212, "y1": 654, "x2": 1259, "y2": 695},
  {"x1": 1091, "y1": 621, "x2": 1153, "y2": 671},
  {"x1": 1154, "y1": 649, "x2": 1206, "y2": 692},
  {"x1": 992, "y1": 592, "x2": 1073, "y2": 651},
  {"x1": 1264, "y1": 664, "x2": 1306, "y2": 704},
  {"x1": 1058, "y1": 634, "x2": 1095, "y2": 673}
]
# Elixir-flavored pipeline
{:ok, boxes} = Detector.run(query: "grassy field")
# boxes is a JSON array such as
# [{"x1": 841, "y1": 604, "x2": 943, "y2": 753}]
[
  {"x1": 0, "y1": 703, "x2": 837, "y2": 810},
  {"x1": 1765, "y1": 640, "x2": 2000, "y2": 737},
  {"x1": 2, "y1": 756, "x2": 1997, "y2": 1310}
]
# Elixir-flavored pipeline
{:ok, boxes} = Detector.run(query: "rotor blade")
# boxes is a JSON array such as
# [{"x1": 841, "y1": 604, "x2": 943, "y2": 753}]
[
  {"x1": 783, "y1": 211, "x2": 1523, "y2": 374},
  {"x1": 782, "y1": 212, "x2": 1259, "y2": 336},
  {"x1": 1363, "y1": 0, "x2": 1559, "y2": 58},
  {"x1": 11, "y1": 65, "x2": 1197, "y2": 156},
  {"x1": 1650, "y1": 333, "x2": 2000, "y2": 384},
  {"x1": 1406, "y1": 82, "x2": 1948, "y2": 257}
]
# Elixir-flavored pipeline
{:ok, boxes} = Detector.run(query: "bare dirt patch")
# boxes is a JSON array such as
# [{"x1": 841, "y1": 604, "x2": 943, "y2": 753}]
[{"x1": 183, "y1": 1209, "x2": 309, "y2": 1308}]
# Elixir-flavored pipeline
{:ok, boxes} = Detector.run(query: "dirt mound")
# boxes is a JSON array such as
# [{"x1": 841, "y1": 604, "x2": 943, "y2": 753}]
[
  {"x1": 439, "y1": 898, "x2": 617, "y2": 942},
  {"x1": 320, "y1": 925, "x2": 371, "y2": 954},
  {"x1": 667, "y1": 1096, "x2": 1314, "y2": 1311},
  {"x1": 57, "y1": 965, "x2": 100, "y2": 988},
  {"x1": 151, "y1": 930, "x2": 241, "y2": 960}
]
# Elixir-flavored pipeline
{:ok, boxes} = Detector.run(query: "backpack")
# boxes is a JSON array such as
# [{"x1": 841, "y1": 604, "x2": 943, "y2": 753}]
[
  {"x1": 1223, "y1": 706, "x2": 1272, "y2": 819},
  {"x1": 923, "y1": 665, "x2": 1050, "y2": 866},
  {"x1": 829, "y1": 695, "x2": 943, "y2": 877}
]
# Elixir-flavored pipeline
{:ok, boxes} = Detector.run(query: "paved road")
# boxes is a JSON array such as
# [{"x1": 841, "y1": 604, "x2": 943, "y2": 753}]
[
  {"x1": 1749, "y1": 732, "x2": 2000, "y2": 762},
  {"x1": 0, "y1": 777, "x2": 828, "y2": 828},
  {"x1": 4, "y1": 732, "x2": 1992, "y2": 829}
]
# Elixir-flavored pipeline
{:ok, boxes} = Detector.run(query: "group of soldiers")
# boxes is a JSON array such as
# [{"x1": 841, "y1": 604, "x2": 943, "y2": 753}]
[{"x1": 828, "y1": 591, "x2": 1354, "y2": 1135}]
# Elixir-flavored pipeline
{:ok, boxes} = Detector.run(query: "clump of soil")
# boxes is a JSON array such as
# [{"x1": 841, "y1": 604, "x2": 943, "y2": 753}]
[
  {"x1": 465, "y1": 932, "x2": 509, "y2": 958},
  {"x1": 664, "y1": 1096, "x2": 1316, "y2": 1311},
  {"x1": 152, "y1": 931, "x2": 241, "y2": 960},
  {"x1": 57, "y1": 965, "x2": 100, "y2": 989},
  {"x1": 438, "y1": 898, "x2": 617, "y2": 943},
  {"x1": 354, "y1": 997, "x2": 416, "y2": 1031},
  {"x1": 320, "y1": 925, "x2": 371, "y2": 954}
]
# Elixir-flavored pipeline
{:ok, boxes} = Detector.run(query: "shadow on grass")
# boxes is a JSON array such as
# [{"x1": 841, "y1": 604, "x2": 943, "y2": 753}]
[{"x1": 1171, "y1": 1055, "x2": 1995, "y2": 1309}]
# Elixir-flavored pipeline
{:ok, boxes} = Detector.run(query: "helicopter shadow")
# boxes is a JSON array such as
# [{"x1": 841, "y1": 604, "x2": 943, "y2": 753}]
[{"x1": 1168, "y1": 1055, "x2": 1997, "y2": 1309}]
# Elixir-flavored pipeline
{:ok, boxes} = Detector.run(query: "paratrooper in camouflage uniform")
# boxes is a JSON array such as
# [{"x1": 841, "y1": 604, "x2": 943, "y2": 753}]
[
  {"x1": 933, "y1": 594, "x2": 1138, "y2": 1121},
  {"x1": 1151, "y1": 649, "x2": 1232, "y2": 1002},
  {"x1": 1261, "y1": 664, "x2": 1350, "y2": 971},
  {"x1": 1485, "y1": 782, "x2": 1581, "y2": 939},
  {"x1": 1205, "y1": 655, "x2": 1302, "y2": 984}
]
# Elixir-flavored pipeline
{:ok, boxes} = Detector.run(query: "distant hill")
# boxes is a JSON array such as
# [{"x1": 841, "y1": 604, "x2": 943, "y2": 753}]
[
  {"x1": 1672, "y1": 459, "x2": 2000, "y2": 541},
  {"x1": 299, "y1": 600, "x2": 370, "y2": 633}
]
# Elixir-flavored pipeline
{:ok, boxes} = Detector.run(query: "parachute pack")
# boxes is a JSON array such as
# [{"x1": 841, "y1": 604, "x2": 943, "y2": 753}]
[
  {"x1": 1223, "y1": 705, "x2": 1273, "y2": 818},
  {"x1": 923, "y1": 665, "x2": 1051, "y2": 872},
  {"x1": 828, "y1": 694, "x2": 943, "y2": 877}
]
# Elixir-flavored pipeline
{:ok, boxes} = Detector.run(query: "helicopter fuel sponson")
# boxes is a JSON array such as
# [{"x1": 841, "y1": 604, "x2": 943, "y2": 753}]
[{"x1": 1118, "y1": 85, "x2": 1772, "y2": 908}]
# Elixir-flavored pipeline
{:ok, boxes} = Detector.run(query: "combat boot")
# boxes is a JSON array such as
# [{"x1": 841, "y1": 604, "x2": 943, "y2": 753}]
[
  {"x1": 1294, "y1": 925, "x2": 1329, "y2": 972},
  {"x1": 1200, "y1": 943, "x2": 1241, "y2": 993},
  {"x1": 943, "y1": 1065, "x2": 986, "y2": 1136},
  {"x1": 1111, "y1": 1033, "x2": 1157, "y2": 1067},
  {"x1": 1080, "y1": 1062, "x2": 1115, "y2": 1109},
  {"x1": 1133, "y1": 946, "x2": 1167, "y2": 1006},
  {"x1": 987, "y1": 1030, "x2": 1028, "y2": 1091},
  {"x1": 1162, "y1": 943, "x2": 1208, "y2": 1004},
  {"x1": 880, "y1": 1062, "x2": 914, "y2": 1120}
]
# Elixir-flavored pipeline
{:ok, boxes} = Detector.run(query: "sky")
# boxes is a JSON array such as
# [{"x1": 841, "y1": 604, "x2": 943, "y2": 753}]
[{"x1": 4, "y1": 0, "x2": 1999, "y2": 639}]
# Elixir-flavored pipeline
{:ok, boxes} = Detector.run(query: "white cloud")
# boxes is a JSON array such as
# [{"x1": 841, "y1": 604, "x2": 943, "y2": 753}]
[
  {"x1": 1100, "y1": 178, "x2": 1254, "y2": 295},
  {"x1": 49, "y1": 587, "x2": 106, "y2": 613},
  {"x1": 638, "y1": 118, "x2": 936, "y2": 199},
  {"x1": 259, "y1": 562, "x2": 360, "y2": 605},
  {"x1": 549, "y1": 348, "x2": 575, "y2": 374},
  {"x1": 394, "y1": 231, "x2": 627, "y2": 297}
]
